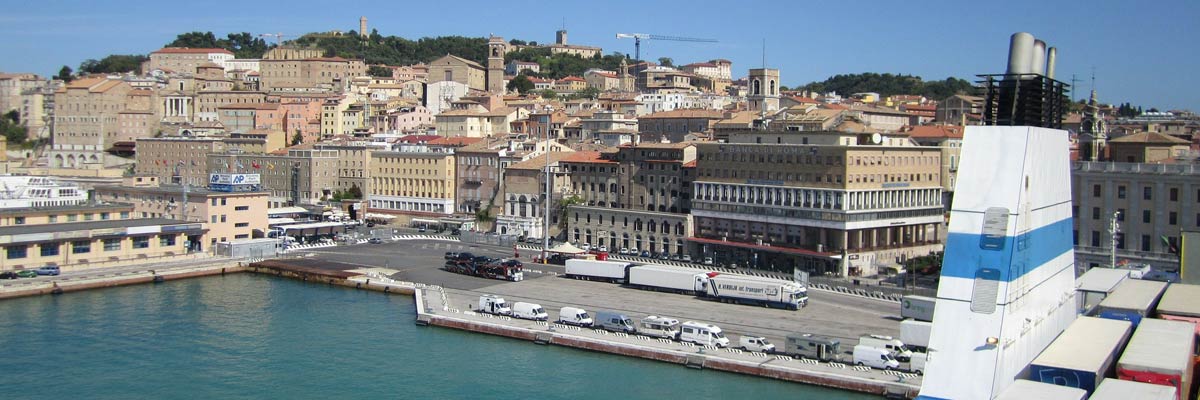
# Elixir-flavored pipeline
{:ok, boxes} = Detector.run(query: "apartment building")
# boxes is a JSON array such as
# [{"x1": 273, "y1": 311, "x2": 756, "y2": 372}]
[
  {"x1": 49, "y1": 77, "x2": 137, "y2": 167},
  {"x1": 135, "y1": 137, "x2": 229, "y2": 187},
  {"x1": 207, "y1": 148, "x2": 339, "y2": 207},
  {"x1": 368, "y1": 148, "x2": 456, "y2": 216},
  {"x1": 146, "y1": 47, "x2": 234, "y2": 74},
  {"x1": 94, "y1": 175, "x2": 269, "y2": 246},
  {"x1": 259, "y1": 57, "x2": 367, "y2": 92}
]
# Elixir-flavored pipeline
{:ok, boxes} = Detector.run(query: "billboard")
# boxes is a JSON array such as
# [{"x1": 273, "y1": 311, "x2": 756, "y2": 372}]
[{"x1": 209, "y1": 174, "x2": 261, "y2": 185}]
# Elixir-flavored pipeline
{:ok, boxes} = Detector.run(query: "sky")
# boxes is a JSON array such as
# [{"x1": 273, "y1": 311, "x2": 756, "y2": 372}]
[{"x1": 1, "y1": 0, "x2": 1197, "y2": 111}]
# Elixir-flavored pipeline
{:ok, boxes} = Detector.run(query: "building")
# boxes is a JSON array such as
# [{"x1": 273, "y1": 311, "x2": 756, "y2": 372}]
[
  {"x1": 1106, "y1": 131, "x2": 1191, "y2": 163},
  {"x1": 259, "y1": 57, "x2": 367, "y2": 92},
  {"x1": 849, "y1": 104, "x2": 911, "y2": 132},
  {"x1": 94, "y1": 175, "x2": 269, "y2": 246},
  {"x1": 680, "y1": 59, "x2": 732, "y2": 81},
  {"x1": 425, "y1": 81, "x2": 470, "y2": 115},
  {"x1": 435, "y1": 106, "x2": 525, "y2": 138},
  {"x1": 506, "y1": 60, "x2": 541, "y2": 76},
  {"x1": 146, "y1": 47, "x2": 235, "y2": 74},
  {"x1": 1071, "y1": 161, "x2": 1198, "y2": 271},
  {"x1": 49, "y1": 77, "x2": 137, "y2": 167},
  {"x1": 1077, "y1": 90, "x2": 1109, "y2": 162},
  {"x1": 637, "y1": 109, "x2": 724, "y2": 143},
  {"x1": 495, "y1": 152, "x2": 573, "y2": 238},
  {"x1": 904, "y1": 125, "x2": 964, "y2": 207},
  {"x1": 747, "y1": 68, "x2": 781, "y2": 114},
  {"x1": 509, "y1": 30, "x2": 602, "y2": 59},
  {"x1": 691, "y1": 142, "x2": 944, "y2": 276},
  {"x1": 487, "y1": 36, "x2": 506, "y2": 94},
  {"x1": 427, "y1": 54, "x2": 487, "y2": 92},
  {"x1": 136, "y1": 137, "x2": 232, "y2": 187},
  {"x1": 207, "y1": 148, "x2": 339, "y2": 207},
  {"x1": 583, "y1": 70, "x2": 622, "y2": 92},
  {"x1": 935, "y1": 94, "x2": 982, "y2": 124},
  {"x1": 368, "y1": 148, "x2": 456, "y2": 216}
]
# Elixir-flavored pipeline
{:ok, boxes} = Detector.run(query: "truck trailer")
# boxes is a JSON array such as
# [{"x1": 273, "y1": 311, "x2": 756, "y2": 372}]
[
  {"x1": 994, "y1": 379, "x2": 1087, "y2": 400},
  {"x1": 900, "y1": 295, "x2": 936, "y2": 322},
  {"x1": 899, "y1": 319, "x2": 932, "y2": 352},
  {"x1": 1116, "y1": 318, "x2": 1195, "y2": 400},
  {"x1": 1089, "y1": 377, "x2": 1178, "y2": 400},
  {"x1": 701, "y1": 273, "x2": 807, "y2": 310},
  {"x1": 626, "y1": 264, "x2": 708, "y2": 294},
  {"x1": 1154, "y1": 282, "x2": 1200, "y2": 337},
  {"x1": 564, "y1": 259, "x2": 632, "y2": 283},
  {"x1": 1029, "y1": 316, "x2": 1133, "y2": 395},
  {"x1": 1096, "y1": 279, "x2": 1168, "y2": 327}
]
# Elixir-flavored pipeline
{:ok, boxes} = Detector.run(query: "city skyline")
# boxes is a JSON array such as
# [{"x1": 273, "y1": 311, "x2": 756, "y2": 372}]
[{"x1": 0, "y1": 0, "x2": 1196, "y2": 111}]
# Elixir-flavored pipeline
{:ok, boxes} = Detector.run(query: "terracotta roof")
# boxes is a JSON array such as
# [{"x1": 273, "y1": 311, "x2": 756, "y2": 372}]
[
  {"x1": 396, "y1": 134, "x2": 442, "y2": 143},
  {"x1": 787, "y1": 96, "x2": 820, "y2": 104},
  {"x1": 432, "y1": 54, "x2": 484, "y2": 70},
  {"x1": 219, "y1": 103, "x2": 280, "y2": 110},
  {"x1": 558, "y1": 76, "x2": 585, "y2": 83},
  {"x1": 558, "y1": 151, "x2": 613, "y2": 164},
  {"x1": 428, "y1": 136, "x2": 484, "y2": 147},
  {"x1": 1109, "y1": 131, "x2": 1190, "y2": 144},
  {"x1": 506, "y1": 151, "x2": 574, "y2": 171},
  {"x1": 640, "y1": 109, "x2": 725, "y2": 119},
  {"x1": 622, "y1": 142, "x2": 694, "y2": 149},
  {"x1": 682, "y1": 160, "x2": 697, "y2": 168},
  {"x1": 152, "y1": 47, "x2": 234, "y2": 55},
  {"x1": 905, "y1": 125, "x2": 964, "y2": 139}
]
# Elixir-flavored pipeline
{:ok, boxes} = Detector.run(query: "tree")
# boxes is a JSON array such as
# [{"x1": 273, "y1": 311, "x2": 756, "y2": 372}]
[
  {"x1": 0, "y1": 115, "x2": 27, "y2": 145},
  {"x1": 657, "y1": 57, "x2": 673, "y2": 67},
  {"x1": 4, "y1": 110, "x2": 20, "y2": 124},
  {"x1": 540, "y1": 89, "x2": 558, "y2": 100},
  {"x1": 291, "y1": 131, "x2": 303, "y2": 146},
  {"x1": 367, "y1": 65, "x2": 392, "y2": 77},
  {"x1": 165, "y1": 31, "x2": 270, "y2": 59},
  {"x1": 79, "y1": 54, "x2": 148, "y2": 75},
  {"x1": 167, "y1": 31, "x2": 220, "y2": 48},
  {"x1": 347, "y1": 184, "x2": 362, "y2": 199},
  {"x1": 507, "y1": 74, "x2": 534, "y2": 94},
  {"x1": 55, "y1": 65, "x2": 73, "y2": 82},
  {"x1": 576, "y1": 86, "x2": 601, "y2": 100}
]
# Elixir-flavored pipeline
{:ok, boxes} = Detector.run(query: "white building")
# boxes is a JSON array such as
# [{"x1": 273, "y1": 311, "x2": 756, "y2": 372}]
[
  {"x1": 224, "y1": 59, "x2": 261, "y2": 73},
  {"x1": 425, "y1": 81, "x2": 470, "y2": 115}
]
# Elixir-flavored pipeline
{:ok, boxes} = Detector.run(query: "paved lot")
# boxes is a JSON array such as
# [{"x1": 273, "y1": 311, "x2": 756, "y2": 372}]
[{"x1": 303, "y1": 239, "x2": 907, "y2": 358}]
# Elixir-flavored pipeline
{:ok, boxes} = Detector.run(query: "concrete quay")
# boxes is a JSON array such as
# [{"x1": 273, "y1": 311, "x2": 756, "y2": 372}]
[{"x1": 0, "y1": 257, "x2": 247, "y2": 300}]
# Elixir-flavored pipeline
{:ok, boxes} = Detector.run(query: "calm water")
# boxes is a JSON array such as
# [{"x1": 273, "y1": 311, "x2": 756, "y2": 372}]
[{"x1": 0, "y1": 274, "x2": 874, "y2": 400}]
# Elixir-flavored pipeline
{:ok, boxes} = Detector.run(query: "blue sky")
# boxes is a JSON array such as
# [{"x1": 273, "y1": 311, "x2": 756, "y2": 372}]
[{"x1": 1, "y1": 0, "x2": 1197, "y2": 111}]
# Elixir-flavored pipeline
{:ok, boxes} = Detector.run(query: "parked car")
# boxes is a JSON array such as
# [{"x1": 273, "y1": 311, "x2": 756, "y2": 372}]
[
  {"x1": 0, "y1": 271, "x2": 18, "y2": 279},
  {"x1": 366, "y1": 222, "x2": 376, "y2": 228},
  {"x1": 682, "y1": 254, "x2": 693, "y2": 262},
  {"x1": 619, "y1": 248, "x2": 630, "y2": 255},
  {"x1": 658, "y1": 253, "x2": 670, "y2": 260},
  {"x1": 418, "y1": 226, "x2": 427, "y2": 233},
  {"x1": 670, "y1": 254, "x2": 681, "y2": 261},
  {"x1": 35, "y1": 265, "x2": 60, "y2": 276},
  {"x1": 368, "y1": 238, "x2": 384, "y2": 244},
  {"x1": 597, "y1": 245, "x2": 608, "y2": 253},
  {"x1": 15, "y1": 270, "x2": 38, "y2": 278},
  {"x1": 702, "y1": 257, "x2": 713, "y2": 265},
  {"x1": 444, "y1": 252, "x2": 459, "y2": 260},
  {"x1": 581, "y1": 243, "x2": 592, "y2": 251},
  {"x1": 640, "y1": 250, "x2": 651, "y2": 258},
  {"x1": 524, "y1": 236, "x2": 540, "y2": 244}
]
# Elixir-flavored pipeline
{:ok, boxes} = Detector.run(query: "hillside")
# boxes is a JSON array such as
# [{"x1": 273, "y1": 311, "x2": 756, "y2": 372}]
[{"x1": 799, "y1": 73, "x2": 977, "y2": 100}]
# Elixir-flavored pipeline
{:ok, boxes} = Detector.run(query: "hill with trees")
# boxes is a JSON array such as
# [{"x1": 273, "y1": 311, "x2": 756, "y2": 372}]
[{"x1": 798, "y1": 73, "x2": 977, "y2": 100}]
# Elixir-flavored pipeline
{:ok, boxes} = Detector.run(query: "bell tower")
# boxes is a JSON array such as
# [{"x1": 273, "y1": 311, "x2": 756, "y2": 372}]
[
  {"x1": 487, "y1": 35, "x2": 506, "y2": 94},
  {"x1": 747, "y1": 68, "x2": 780, "y2": 114},
  {"x1": 1080, "y1": 90, "x2": 1107, "y2": 161}
]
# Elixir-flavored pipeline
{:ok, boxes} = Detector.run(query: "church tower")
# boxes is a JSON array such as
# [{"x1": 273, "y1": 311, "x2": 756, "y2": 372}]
[
  {"x1": 487, "y1": 36, "x2": 506, "y2": 94},
  {"x1": 359, "y1": 16, "x2": 368, "y2": 38},
  {"x1": 619, "y1": 58, "x2": 635, "y2": 92},
  {"x1": 1079, "y1": 90, "x2": 1107, "y2": 161},
  {"x1": 747, "y1": 68, "x2": 780, "y2": 115}
]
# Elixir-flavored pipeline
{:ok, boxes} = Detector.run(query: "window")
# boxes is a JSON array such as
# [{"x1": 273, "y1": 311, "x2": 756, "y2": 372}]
[
  {"x1": 235, "y1": 206, "x2": 249, "y2": 211},
  {"x1": 72, "y1": 240, "x2": 91, "y2": 254},
  {"x1": 1143, "y1": 186, "x2": 1152, "y2": 200},
  {"x1": 160, "y1": 235, "x2": 176, "y2": 247},
  {"x1": 1142, "y1": 235, "x2": 1151, "y2": 252},
  {"x1": 234, "y1": 222, "x2": 249, "y2": 228},
  {"x1": 1092, "y1": 207, "x2": 1100, "y2": 220},
  {"x1": 1143, "y1": 210, "x2": 1151, "y2": 223},
  {"x1": 1091, "y1": 231, "x2": 1100, "y2": 247},
  {"x1": 14, "y1": 216, "x2": 25, "y2": 225},
  {"x1": 221, "y1": 198, "x2": 227, "y2": 206},
  {"x1": 101, "y1": 213, "x2": 110, "y2": 220},
  {"x1": 103, "y1": 238, "x2": 121, "y2": 252},
  {"x1": 132, "y1": 236, "x2": 150, "y2": 249},
  {"x1": 211, "y1": 215, "x2": 218, "y2": 223},
  {"x1": 1092, "y1": 185, "x2": 1101, "y2": 197},
  {"x1": 6, "y1": 245, "x2": 27, "y2": 259},
  {"x1": 211, "y1": 198, "x2": 218, "y2": 206},
  {"x1": 1117, "y1": 209, "x2": 1125, "y2": 221},
  {"x1": 84, "y1": 213, "x2": 94, "y2": 221},
  {"x1": 1170, "y1": 188, "x2": 1179, "y2": 202},
  {"x1": 67, "y1": 214, "x2": 77, "y2": 222},
  {"x1": 40, "y1": 243, "x2": 59, "y2": 257},
  {"x1": 48, "y1": 215, "x2": 57, "y2": 223},
  {"x1": 120, "y1": 212, "x2": 129, "y2": 219},
  {"x1": 1117, "y1": 186, "x2": 1126, "y2": 199},
  {"x1": 1170, "y1": 212, "x2": 1178, "y2": 225}
]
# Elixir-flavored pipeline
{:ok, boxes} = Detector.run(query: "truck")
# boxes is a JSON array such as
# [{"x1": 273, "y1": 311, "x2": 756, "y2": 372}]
[
  {"x1": 564, "y1": 259, "x2": 632, "y2": 283},
  {"x1": 626, "y1": 264, "x2": 709, "y2": 295},
  {"x1": 477, "y1": 295, "x2": 512, "y2": 316},
  {"x1": 1029, "y1": 316, "x2": 1133, "y2": 395},
  {"x1": 899, "y1": 319, "x2": 932, "y2": 352},
  {"x1": 1089, "y1": 378, "x2": 1178, "y2": 400},
  {"x1": 557, "y1": 306, "x2": 593, "y2": 327},
  {"x1": 900, "y1": 295, "x2": 936, "y2": 322},
  {"x1": 994, "y1": 379, "x2": 1087, "y2": 400},
  {"x1": 700, "y1": 272, "x2": 807, "y2": 310},
  {"x1": 783, "y1": 333, "x2": 842, "y2": 362},
  {"x1": 1095, "y1": 278, "x2": 1168, "y2": 327},
  {"x1": 444, "y1": 257, "x2": 524, "y2": 281},
  {"x1": 1153, "y1": 282, "x2": 1200, "y2": 337},
  {"x1": 1115, "y1": 318, "x2": 1194, "y2": 400}
]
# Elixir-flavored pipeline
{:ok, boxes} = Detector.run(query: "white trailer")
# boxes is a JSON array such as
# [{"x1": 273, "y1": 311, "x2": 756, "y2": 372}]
[
  {"x1": 900, "y1": 319, "x2": 933, "y2": 352},
  {"x1": 626, "y1": 264, "x2": 708, "y2": 294},
  {"x1": 564, "y1": 259, "x2": 632, "y2": 283},
  {"x1": 702, "y1": 273, "x2": 807, "y2": 310}
]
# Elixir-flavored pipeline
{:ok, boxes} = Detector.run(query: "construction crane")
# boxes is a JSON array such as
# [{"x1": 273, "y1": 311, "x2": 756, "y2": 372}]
[
  {"x1": 259, "y1": 33, "x2": 293, "y2": 46},
  {"x1": 614, "y1": 33, "x2": 717, "y2": 61}
]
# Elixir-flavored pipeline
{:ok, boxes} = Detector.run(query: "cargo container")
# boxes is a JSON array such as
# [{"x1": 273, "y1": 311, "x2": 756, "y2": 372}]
[
  {"x1": 626, "y1": 264, "x2": 708, "y2": 294},
  {"x1": 900, "y1": 319, "x2": 932, "y2": 352},
  {"x1": 994, "y1": 379, "x2": 1087, "y2": 400},
  {"x1": 1096, "y1": 279, "x2": 1168, "y2": 327},
  {"x1": 1089, "y1": 378, "x2": 1177, "y2": 400},
  {"x1": 1029, "y1": 316, "x2": 1133, "y2": 395},
  {"x1": 900, "y1": 295, "x2": 935, "y2": 322},
  {"x1": 1116, "y1": 318, "x2": 1194, "y2": 400},
  {"x1": 1076, "y1": 267, "x2": 1131, "y2": 315},
  {"x1": 1155, "y1": 283, "x2": 1200, "y2": 339},
  {"x1": 564, "y1": 259, "x2": 632, "y2": 283},
  {"x1": 701, "y1": 273, "x2": 807, "y2": 310}
]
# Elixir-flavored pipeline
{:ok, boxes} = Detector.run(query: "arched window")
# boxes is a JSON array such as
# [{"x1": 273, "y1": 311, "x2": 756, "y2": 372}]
[{"x1": 752, "y1": 79, "x2": 761, "y2": 95}]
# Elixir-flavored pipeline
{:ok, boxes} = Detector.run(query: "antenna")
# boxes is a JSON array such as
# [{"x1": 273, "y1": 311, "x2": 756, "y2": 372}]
[
  {"x1": 1090, "y1": 66, "x2": 1096, "y2": 93},
  {"x1": 761, "y1": 39, "x2": 767, "y2": 68},
  {"x1": 1070, "y1": 74, "x2": 1080, "y2": 102}
]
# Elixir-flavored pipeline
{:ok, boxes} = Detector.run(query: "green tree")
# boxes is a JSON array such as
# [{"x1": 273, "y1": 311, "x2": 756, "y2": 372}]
[
  {"x1": 540, "y1": 89, "x2": 558, "y2": 100},
  {"x1": 165, "y1": 31, "x2": 270, "y2": 58},
  {"x1": 167, "y1": 31, "x2": 220, "y2": 48},
  {"x1": 367, "y1": 65, "x2": 392, "y2": 77},
  {"x1": 347, "y1": 184, "x2": 363, "y2": 199},
  {"x1": 0, "y1": 116, "x2": 27, "y2": 145},
  {"x1": 507, "y1": 74, "x2": 534, "y2": 94},
  {"x1": 576, "y1": 86, "x2": 601, "y2": 100},
  {"x1": 291, "y1": 131, "x2": 303, "y2": 146},
  {"x1": 79, "y1": 54, "x2": 148, "y2": 75},
  {"x1": 657, "y1": 57, "x2": 673, "y2": 67},
  {"x1": 799, "y1": 73, "x2": 975, "y2": 99},
  {"x1": 55, "y1": 65, "x2": 73, "y2": 82},
  {"x1": 4, "y1": 110, "x2": 20, "y2": 124}
]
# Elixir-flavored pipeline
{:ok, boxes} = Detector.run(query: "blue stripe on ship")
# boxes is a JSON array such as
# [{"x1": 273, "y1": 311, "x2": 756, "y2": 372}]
[{"x1": 939, "y1": 217, "x2": 1073, "y2": 282}]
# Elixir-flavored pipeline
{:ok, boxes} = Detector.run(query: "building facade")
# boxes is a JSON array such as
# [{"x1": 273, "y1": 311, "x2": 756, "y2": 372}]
[
  {"x1": 368, "y1": 149, "x2": 456, "y2": 215},
  {"x1": 94, "y1": 176, "x2": 269, "y2": 246}
]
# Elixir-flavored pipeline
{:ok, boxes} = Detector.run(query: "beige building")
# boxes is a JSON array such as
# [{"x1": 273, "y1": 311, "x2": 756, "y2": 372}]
[
  {"x1": 496, "y1": 152, "x2": 573, "y2": 239},
  {"x1": 904, "y1": 125, "x2": 963, "y2": 208},
  {"x1": 691, "y1": 142, "x2": 944, "y2": 276},
  {"x1": 208, "y1": 148, "x2": 340, "y2": 207},
  {"x1": 50, "y1": 77, "x2": 137, "y2": 167},
  {"x1": 435, "y1": 106, "x2": 526, "y2": 138},
  {"x1": 368, "y1": 149, "x2": 456, "y2": 216},
  {"x1": 0, "y1": 216, "x2": 203, "y2": 271},
  {"x1": 427, "y1": 54, "x2": 487, "y2": 92},
  {"x1": 195, "y1": 90, "x2": 271, "y2": 117},
  {"x1": 146, "y1": 47, "x2": 234, "y2": 74},
  {"x1": 136, "y1": 137, "x2": 230, "y2": 187},
  {"x1": 1107, "y1": 131, "x2": 1191, "y2": 163},
  {"x1": 313, "y1": 142, "x2": 372, "y2": 196},
  {"x1": 259, "y1": 57, "x2": 367, "y2": 92},
  {"x1": 94, "y1": 175, "x2": 269, "y2": 246}
]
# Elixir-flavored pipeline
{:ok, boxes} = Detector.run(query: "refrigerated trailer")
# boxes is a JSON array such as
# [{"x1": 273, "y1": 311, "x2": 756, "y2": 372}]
[
  {"x1": 1155, "y1": 282, "x2": 1200, "y2": 338},
  {"x1": 1095, "y1": 278, "x2": 1168, "y2": 327},
  {"x1": 1029, "y1": 316, "x2": 1133, "y2": 395},
  {"x1": 994, "y1": 379, "x2": 1087, "y2": 400},
  {"x1": 1116, "y1": 318, "x2": 1195, "y2": 400},
  {"x1": 1088, "y1": 378, "x2": 1178, "y2": 400},
  {"x1": 564, "y1": 259, "x2": 633, "y2": 283},
  {"x1": 626, "y1": 264, "x2": 708, "y2": 294},
  {"x1": 701, "y1": 273, "x2": 808, "y2": 310}
]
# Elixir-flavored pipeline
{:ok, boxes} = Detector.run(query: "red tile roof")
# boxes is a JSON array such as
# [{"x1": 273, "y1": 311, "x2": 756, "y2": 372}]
[
  {"x1": 904, "y1": 125, "x2": 964, "y2": 139},
  {"x1": 427, "y1": 136, "x2": 484, "y2": 147},
  {"x1": 558, "y1": 151, "x2": 613, "y2": 164},
  {"x1": 152, "y1": 47, "x2": 234, "y2": 55}
]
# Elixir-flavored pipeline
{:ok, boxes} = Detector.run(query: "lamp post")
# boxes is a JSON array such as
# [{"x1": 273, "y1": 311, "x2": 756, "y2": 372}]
[{"x1": 1109, "y1": 211, "x2": 1121, "y2": 268}]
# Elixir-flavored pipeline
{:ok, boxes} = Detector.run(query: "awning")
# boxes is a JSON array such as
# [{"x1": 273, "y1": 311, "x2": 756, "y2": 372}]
[
  {"x1": 268, "y1": 206, "x2": 309, "y2": 215},
  {"x1": 547, "y1": 242, "x2": 586, "y2": 254},
  {"x1": 365, "y1": 213, "x2": 396, "y2": 220},
  {"x1": 689, "y1": 237, "x2": 837, "y2": 258},
  {"x1": 268, "y1": 217, "x2": 297, "y2": 225},
  {"x1": 411, "y1": 218, "x2": 441, "y2": 225}
]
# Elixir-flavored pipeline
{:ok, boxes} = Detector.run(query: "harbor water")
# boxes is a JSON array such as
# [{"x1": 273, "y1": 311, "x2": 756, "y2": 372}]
[{"x1": 0, "y1": 274, "x2": 874, "y2": 399}]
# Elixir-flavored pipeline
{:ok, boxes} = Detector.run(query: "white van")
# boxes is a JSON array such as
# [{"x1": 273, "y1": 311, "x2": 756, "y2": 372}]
[
  {"x1": 679, "y1": 321, "x2": 730, "y2": 347},
  {"x1": 853, "y1": 344, "x2": 900, "y2": 370},
  {"x1": 638, "y1": 316, "x2": 680, "y2": 339},
  {"x1": 908, "y1": 351, "x2": 927, "y2": 375},
  {"x1": 511, "y1": 302, "x2": 548, "y2": 321},
  {"x1": 738, "y1": 336, "x2": 776, "y2": 353},
  {"x1": 594, "y1": 311, "x2": 637, "y2": 333},
  {"x1": 558, "y1": 306, "x2": 593, "y2": 327},
  {"x1": 858, "y1": 334, "x2": 913, "y2": 361},
  {"x1": 478, "y1": 295, "x2": 511, "y2": 316}
]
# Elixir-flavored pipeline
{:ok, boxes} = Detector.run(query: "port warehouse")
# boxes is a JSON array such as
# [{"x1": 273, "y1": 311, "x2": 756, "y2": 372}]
[{"x1": 563, "y1": 259, "x2": 807, "y2": 310}]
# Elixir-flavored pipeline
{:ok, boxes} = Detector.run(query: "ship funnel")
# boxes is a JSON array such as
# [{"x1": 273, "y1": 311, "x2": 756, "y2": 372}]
[
  {"x1": 1006, "y1": 32, "x2": 1035, "y2": 75},
  {"x1": 1045, "y1": 47, "x2": 1057, "y2": 80},
  {"x1": 1031, "y1": 40, "x2": 1047, "y2": 76}
]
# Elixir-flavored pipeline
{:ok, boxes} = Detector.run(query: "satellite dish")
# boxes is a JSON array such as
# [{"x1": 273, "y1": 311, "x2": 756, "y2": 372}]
[{"x1": 871, "y1": 133, "x2": 882, "y2": 144}]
